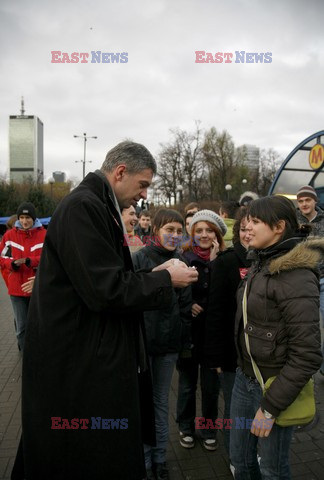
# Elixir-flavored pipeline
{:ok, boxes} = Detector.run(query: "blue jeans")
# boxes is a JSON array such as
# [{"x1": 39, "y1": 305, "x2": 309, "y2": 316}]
[
  {"x1": 176, "y1": 357, "x2": 220, "y2": 439},
  {"x1": 10, "y1": 296, "x2": 30, "y2": 351},
  {"x1": 230, "y1": 368, "x2": 294, "y2": 480},
  {"x1": 144, "y1": 353, "x2": 178, "y2": 469},
  {"x1": 219, "y1": 371, "x2": 236, "y2": 454}
]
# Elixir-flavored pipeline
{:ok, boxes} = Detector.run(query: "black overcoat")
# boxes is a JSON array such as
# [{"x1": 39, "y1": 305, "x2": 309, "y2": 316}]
[{"x1": 20, "y1": 173, "x2": 173, "y2": 480}]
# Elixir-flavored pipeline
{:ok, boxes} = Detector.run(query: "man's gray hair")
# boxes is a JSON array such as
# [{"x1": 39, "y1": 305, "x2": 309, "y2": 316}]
[{"x1": 101, "y1": 141, "x2": 157, "y2": 175}]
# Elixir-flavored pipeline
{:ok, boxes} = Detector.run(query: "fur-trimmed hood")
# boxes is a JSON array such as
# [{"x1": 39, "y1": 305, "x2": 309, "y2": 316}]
[{"x1": 269, "y1": 237, "x2": 324, "y2": 275}]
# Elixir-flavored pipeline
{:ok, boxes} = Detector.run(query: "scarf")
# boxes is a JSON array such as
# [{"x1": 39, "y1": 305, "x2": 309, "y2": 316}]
[{"x1": 192, "y1": 245, "x2": 210, "y2": 261}]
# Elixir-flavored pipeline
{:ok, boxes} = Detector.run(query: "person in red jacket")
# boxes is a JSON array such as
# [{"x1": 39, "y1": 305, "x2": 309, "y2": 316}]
[
  {"x1": 0, "y1": 202, "x2": 46, "y2": 351},
  {"x1": 0, "y1": 214, "x2": 17, "y2": 287}
]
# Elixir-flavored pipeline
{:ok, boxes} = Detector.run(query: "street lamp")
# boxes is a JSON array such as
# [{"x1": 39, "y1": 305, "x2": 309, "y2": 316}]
[
  {"x1": 225, "y1": 184, "x2": 232, "y2": 200},
  {"x1": 242, "y1": 178, "x2": 247, "y2": 186},
  {"x1": 176, "y1": 184, "x2": 183, "y2": 204},
  {"x1": 74, "y1": 132, "x2": 97, "y2": 179}
]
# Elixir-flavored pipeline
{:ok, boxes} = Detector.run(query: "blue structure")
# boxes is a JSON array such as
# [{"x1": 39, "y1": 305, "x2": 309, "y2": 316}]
[
  {"x1": 269, "y1": 130, "x2": 324, "y2": 206},
  {"x1": 0, "y1": 217, "x2": 51, "y2": 226}
]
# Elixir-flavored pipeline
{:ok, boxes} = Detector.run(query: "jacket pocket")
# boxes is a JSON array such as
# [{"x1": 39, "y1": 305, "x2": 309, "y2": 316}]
[{"x1": 245, "y1": 322, "x2": 279, "y2": 362}]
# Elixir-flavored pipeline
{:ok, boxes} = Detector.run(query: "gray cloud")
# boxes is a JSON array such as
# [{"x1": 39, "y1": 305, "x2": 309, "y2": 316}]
[{"x1": 0, "y1": 0, "x2": 323, "y2": 181}]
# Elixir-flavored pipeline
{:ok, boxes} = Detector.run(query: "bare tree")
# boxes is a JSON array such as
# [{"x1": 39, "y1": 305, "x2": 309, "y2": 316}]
[
  {"x1": 257, "y1": 148, "x2": 282, "y2": 196},
  {"x1": 203, "y1": 128, "x2": 242, "y2": 199},
  {"x1": 157, "y1": 122, "x2": 205, "y2": 202}
]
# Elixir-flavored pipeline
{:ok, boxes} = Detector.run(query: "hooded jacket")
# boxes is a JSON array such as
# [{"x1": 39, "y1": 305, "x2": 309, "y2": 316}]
[
  {"x1": 235, "y1": 237, "x2": 323, "y2": 417},
  {"x1": 0, "y1": 219, "x2": 46, "y2": 296}
]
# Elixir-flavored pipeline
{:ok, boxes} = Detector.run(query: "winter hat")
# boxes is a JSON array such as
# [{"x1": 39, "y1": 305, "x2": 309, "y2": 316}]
[
  {"x1": 17, "y1": 202, "x2": 37, "y2": 221},
  {"x1": 189, "y1": 209, "x2": 227, "y2": 237},
  {"x1": 296, "y1": 185, "x2": 317, "y2": 202},
  {"x1": 239, "y1": 191, "x2": 259, "y2": 207}
]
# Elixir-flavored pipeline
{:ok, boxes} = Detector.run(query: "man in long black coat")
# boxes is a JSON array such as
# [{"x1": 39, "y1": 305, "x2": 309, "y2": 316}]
[{"x1": 14, "y1": 141, "x2": 197, "y2": 480}]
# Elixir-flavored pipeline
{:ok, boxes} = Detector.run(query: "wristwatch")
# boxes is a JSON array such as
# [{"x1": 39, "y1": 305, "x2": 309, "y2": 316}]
[{"x1": 261, "y1": 407, "x2": 275, "y2": 419}]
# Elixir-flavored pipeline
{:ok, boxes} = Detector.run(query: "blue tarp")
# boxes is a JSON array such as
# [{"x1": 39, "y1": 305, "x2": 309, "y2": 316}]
[{"x1": 0, "y1": 217, "x2": 51, "y2": 225}]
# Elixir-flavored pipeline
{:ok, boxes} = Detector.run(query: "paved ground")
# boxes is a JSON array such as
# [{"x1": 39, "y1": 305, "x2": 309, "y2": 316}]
[{"x1": 1, "y1": 279, "x2": 324, "y2": 479}]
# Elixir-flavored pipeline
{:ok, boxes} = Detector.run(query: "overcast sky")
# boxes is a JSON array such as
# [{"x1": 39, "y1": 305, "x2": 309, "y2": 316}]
[{"x1": 0, "y1": 0, "x2": 323, "y2": 185}]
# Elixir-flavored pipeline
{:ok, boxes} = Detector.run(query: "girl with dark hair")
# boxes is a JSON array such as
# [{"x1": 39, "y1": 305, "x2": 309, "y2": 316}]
[
  {"x1": 204, "y1": 207, "x2": 252, "y2": 460},
  {"x1": 230, "y1": 195, "x2": 323, "y2": 479},
  {"x1": 176, "y1": 209, "x2": 227, "y2": 451},
  {"x1": 132, "y1": 209, "x2": 192, "y2": 480}
]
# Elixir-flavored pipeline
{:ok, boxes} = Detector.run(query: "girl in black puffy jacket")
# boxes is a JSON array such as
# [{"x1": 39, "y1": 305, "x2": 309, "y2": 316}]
[{"x1": 230, "y1": 196, "x2": 323, "y2": 480}]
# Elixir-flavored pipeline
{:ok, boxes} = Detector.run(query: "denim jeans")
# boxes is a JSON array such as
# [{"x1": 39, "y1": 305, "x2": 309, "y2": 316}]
[
  {"x1": 144, "y1": 353, "x2": 178, "y2": 469},
  {"x1": 230, "y1": 368, "x2": 294, "y2": 480},
  {"x1": 219, "y1": 371, "x2": 236, "y2": 454},
  {"x1": 10, "y1": 296, "x2": 30, "y2": 351},
  {"x1": 176, "y1": 357, "x2": 220, "y2": 439}
]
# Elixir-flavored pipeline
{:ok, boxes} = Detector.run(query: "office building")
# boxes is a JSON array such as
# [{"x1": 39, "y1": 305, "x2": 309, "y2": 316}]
[
  {"x1": 237, "y1": 144, "x2": 260, "y2": 173},
  {"x1": 52, "y1": 171, "x2": 66, "y2": 183},
  {"x1": 9, "y1": 98, "x2": 44, "y2": 183}
]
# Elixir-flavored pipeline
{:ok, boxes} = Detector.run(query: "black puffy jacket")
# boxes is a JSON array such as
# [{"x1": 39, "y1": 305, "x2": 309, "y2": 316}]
[
  {"x1": 132, "y1": 245, "x2": 192, "y2": 355},
  {"x1": 235, "y1": 237, "x2": 323, "y2": 417}
]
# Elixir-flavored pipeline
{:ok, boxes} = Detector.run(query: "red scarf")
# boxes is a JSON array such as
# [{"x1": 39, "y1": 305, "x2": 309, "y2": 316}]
[{"x1": 192, "y1": 245, "x2": 210, "y2": 261}]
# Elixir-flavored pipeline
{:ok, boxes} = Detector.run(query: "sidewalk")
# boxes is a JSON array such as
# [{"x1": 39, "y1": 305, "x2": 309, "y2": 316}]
[{"x1": 1, "y1": 278, "x2": 324, "y2": 479}]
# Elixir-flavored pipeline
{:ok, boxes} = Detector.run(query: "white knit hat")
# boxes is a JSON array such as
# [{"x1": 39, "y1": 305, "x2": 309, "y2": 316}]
[{"x1": 189, "y1": 209, "x2": 227, "y2": 236}]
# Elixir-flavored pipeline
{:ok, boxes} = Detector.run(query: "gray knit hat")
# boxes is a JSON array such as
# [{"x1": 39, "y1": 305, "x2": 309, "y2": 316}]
[
  {"x1": 296, "y1": 185, "x2": 317, "y2": 201},
  {"x1": 189, "y1": 209, "x2": 227, "y2": 236}
]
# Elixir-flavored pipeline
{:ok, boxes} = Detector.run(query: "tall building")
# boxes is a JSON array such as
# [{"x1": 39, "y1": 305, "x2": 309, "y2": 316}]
[
  {"x1": 52, "y1": 171, "x2": 66, "y2": 183},
  {"x1": 239, "y1": 144, "x2": 260, "y2": 172},
  {"x1": 9, "y1": 98, "x2": 44, "y2": 183}
]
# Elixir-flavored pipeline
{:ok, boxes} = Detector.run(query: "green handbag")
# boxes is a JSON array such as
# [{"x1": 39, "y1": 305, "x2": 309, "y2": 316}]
[
  {"x1": 242, "y1": 284, "x2": 316, "y2": 427},
  {"x1": 264, "y1": 376, "x2": 315, "y2": 427}
]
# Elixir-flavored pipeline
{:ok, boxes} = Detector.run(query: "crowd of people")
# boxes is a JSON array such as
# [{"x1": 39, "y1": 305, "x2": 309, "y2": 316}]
[{"x1": 0, "y1": 141, "x2": 323, "y2": 480}]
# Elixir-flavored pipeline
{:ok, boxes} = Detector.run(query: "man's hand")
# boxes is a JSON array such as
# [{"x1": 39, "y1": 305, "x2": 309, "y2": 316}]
[
  {"x1": 192, "y1": 303, "x2": 204, "y2": 317},
  {"x1": 167, "y1": 264, "x2": 198, "y2": 288},
  {"x1": 250, "y1": 408, "x2": 275, "y2": 437},
  {"x1": 152, "y1": 258, "x2": 187, "y2": 272},
  {"x1": 21, "y1": 276, "x2": 35, "y2": 294}
]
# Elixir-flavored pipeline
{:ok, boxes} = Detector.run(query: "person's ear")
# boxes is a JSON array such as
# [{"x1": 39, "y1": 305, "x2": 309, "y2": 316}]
[
  {"x1": 274, "y1": 219, "x2": 286, "y2": 235},
  {"x1": 115, "y1": 165, "x2": 127, "y2": 181}
]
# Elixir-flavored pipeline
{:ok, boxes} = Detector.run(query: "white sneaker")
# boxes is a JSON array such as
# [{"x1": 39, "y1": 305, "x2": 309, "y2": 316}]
[
  {"x1": 203, "y1": 438, "x2": 218, "y2": 451},
  {"x1": 179, "y1": 431, "x2": 195, "y2": 448}
]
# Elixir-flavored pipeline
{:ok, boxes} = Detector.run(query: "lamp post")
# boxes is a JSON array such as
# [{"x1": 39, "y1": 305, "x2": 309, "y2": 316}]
[
  {"x1": 242, "y1": 178, "x2": 247, "y2": 190},
  {"x1": 225, "y1": 184, "x2": 232, "y2": 200},
  {"x1": 176, "y1": 184, "x2": 183, "y2": 204},
  {"x1": 74, "y1": 132, "x2": 97, "y2": 179}
]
